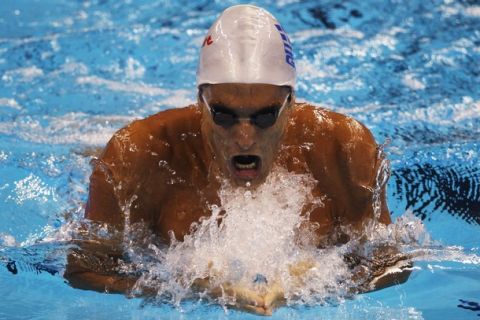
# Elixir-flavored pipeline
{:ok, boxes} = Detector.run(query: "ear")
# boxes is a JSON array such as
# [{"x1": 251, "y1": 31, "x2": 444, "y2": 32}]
[
  {"x1": 197, "y1": 86, "x2": 210, "y2": 119},
  {"x1": 197, "y1": 84, "x2": 210, "y2": 107},
  {"x1": 288, "y1": 90, "x2": 296, "y2": 105},
  {"x1": 282, "y1": 86, "x2": 295, "y2": 107},
  {"x1": 197, "y1": 86, "x2": 203, "y2": 105}
]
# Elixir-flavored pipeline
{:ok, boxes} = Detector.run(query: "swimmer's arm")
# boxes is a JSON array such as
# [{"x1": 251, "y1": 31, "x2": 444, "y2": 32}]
[
  {"x1": 333, "y1": 119, "x2": 413, "y2": 290},
  {"x1": 65, "y1": 267, "x2": 137, "y2": 294},
  {"x1": 86, "y1": 122, "x2": 171, "y2": 225},
  {"x1": 64, "y1": 240, "x2": 148, "y2": 295},
  {"x1": 343, "y1": 138, "x2": 413, "y2": 291},
  {"x1": 84, "y1": 132, "x2": 132, "y2": 225},
  {"x1": 67, "y1": 131, "x2": 172, "y2": 294},
  {"x1": 342, "y1": 123, "x2": 415, "y2": 289},
  {"x1": 64, "y1": 136, "x2": 134, "y2": 292},
  {"x1": 340, "y1": 118, "x2": 392, "y2": 226},
  {"x1": 84, "y1": 159, "x2": 123, "y2": 225}
]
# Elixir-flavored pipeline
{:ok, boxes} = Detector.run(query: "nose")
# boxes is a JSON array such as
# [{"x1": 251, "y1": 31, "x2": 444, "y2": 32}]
[{"x1": 234, "y1": 120, "x2": 256, "y2": 151}]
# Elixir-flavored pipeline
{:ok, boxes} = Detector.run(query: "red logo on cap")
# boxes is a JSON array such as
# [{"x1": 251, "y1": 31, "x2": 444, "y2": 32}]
[{"x1": 202, "y1": 35, "x2": 213, "y2": 47}]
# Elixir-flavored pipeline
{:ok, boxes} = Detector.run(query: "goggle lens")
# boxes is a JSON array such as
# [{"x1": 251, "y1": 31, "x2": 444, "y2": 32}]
[{"x1": 203, "y1": 94, "x2": 290, "y2": 129}]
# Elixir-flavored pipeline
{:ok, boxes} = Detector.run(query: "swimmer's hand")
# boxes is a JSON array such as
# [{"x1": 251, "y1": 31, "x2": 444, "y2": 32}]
[
  {"x1": 64, "y1": 239, "x2": 140, "y2": 294},
  {"x1": 190, "y1": 260, "x2": 321, "y2": 315},
  {"x1": 192, "y1": 278, "x2": 285, "y2": 316},
  {"x1": 345, "y1": 244, "x2": 413, "y2": 292}
]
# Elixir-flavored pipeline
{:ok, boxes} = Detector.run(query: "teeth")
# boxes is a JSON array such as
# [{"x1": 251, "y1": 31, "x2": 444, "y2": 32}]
[{"x1": 236, "y1": 162, "x2": 256, "y2": 169}]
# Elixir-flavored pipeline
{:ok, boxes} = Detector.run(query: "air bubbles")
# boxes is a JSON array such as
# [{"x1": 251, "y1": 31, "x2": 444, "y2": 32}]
[
  {"x1": 158, "y1": 160, "x2": 176, "y2": 175},
  {"x1": 158, "y1": 160, "x2": 167, "y2": 167}
]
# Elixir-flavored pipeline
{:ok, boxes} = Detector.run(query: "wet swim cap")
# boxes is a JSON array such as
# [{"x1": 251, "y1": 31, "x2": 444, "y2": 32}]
[{"x1": 197, "y1": 5, "x2": 296, "y2": 88}]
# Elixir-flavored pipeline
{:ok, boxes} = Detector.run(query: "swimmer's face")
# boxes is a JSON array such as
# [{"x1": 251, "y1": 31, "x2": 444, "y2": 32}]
[{"x1": 199, "y1": 83, "x2": 293, "y2": 186}]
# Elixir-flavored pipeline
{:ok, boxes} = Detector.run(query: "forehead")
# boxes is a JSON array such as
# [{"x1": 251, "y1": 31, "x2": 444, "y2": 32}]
[{"x1": 201, "y1": 83, "x2": 289, "y2": 108}]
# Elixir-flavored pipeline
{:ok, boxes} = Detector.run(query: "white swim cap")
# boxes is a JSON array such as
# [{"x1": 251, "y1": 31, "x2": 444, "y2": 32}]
[{"x1": 197, "y1": 5, "x2": 296, "y2": 88}]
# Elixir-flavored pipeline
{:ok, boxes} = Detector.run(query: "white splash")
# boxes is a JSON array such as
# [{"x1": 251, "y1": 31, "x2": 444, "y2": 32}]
[
  {"x1": 134, "y1": 168, "x2": 351, "y2": 306},
  {"x1": 8, "y1": 173, "x2": 55, "y2": 205}
]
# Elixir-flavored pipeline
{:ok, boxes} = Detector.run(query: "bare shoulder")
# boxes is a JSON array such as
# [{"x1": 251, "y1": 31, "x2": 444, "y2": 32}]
[
  {"x1": 290, "y1": 102, "x2": 376, "y2": 147},
  {"x1": 290, "y1": 102, "x2": 380, "y2": 189},
  {"x1": 99, "y1": 105, "x2": 201, "y2": 165}
]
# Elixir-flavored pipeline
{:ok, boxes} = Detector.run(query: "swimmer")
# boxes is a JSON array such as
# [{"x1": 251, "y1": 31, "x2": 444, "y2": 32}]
[{"x1": 65, "y1": 5, "x2": 412, "y2": 315}]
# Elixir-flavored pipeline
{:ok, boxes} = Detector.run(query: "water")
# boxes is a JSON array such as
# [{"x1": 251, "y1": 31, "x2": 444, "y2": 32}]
[{"x1": 1, "y1": 0, "x2": 479, "y2": 319}]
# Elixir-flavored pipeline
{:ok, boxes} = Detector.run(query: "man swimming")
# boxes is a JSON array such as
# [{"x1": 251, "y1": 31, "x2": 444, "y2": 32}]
[{"x1": 65, "y1": 5, "x2": 411, "y2": 315}]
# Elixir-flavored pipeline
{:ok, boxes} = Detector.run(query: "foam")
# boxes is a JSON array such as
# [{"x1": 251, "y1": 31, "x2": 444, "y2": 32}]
[
  {"x1": 402, "y1": 73, "x2": 426, "y2": 90},
  {"x1": 412, "y1": 246, "x2": 480, "y2": 265},
  {"x1": 440, "y1": 3, "x2": 480, "y2": 18},
  {"x1": 76, "y1": 75, "x2": 194, "y2": 107},
  {"x1": 0, "y1": 151, "x2": 8, "y2": 161},
  {"x1": 49, "y1": 61, "x2": 89, "y2": 77},
  {"x1": 125, "y1": 57, "x2": 146, "y2": 80},
  {"x1": 406, "y1": 97, "x2": 479, "y2": 125},
  {"x1": 341, "y1": 96, "x2": 480, "y2": 128},
  {"x1": 292, "y1": 27, "x2": 364, "y2": 42},
  {"x1": 0, "y1": 98, "x2": 23, "y2": 110},
  {"x1": 76, "y1": 76, "x2": 166, "y2": 96},
  {"x1": 1, "y1": 66, "x2": 44, "y2": 82},
  {"x1": 296, "y1": 58, "x2": 337, "y2": 80},
  {"x1": 0, "y1": 233, "x2": 17, "y2": 246},
  {"x1": 0, "y1": 112, "x2": 134, "y2": 146},
  {"x1": 465, "y1": 6, "x2": 480, "y2": 17}
]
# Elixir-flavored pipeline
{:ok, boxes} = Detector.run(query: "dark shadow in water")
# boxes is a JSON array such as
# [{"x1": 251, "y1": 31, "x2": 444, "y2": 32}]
[
  {"x1": 392, "y1": 163, "x2": 480, "y2": 224},
  {"x1": 3, "y1": 258, "x2": 59, "y2": 276},
  {"x1": 457, "y1": 299, "x2": 480, "y2": 317},
  {"x1": 1, "y1": 243, "x2": 65, "y2": 277}
]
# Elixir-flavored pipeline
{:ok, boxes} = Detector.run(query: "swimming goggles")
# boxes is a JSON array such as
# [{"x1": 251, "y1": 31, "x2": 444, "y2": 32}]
[{"x1": 201, "y1": 93, "x2": 291, "y2": 129}]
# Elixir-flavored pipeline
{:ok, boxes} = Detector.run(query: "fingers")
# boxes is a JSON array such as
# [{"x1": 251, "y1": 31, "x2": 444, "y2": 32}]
[
  {"x1": 263, "y1": 283, "x2": 286, "y2": 312},
  {"x1": 192, "y1": 277, "x2": 286, "y2": 316},
  {"x1": 240, "y1": 304, "x2": 273, "y2": 316},
  {"x1": 223, "y1": 283, "x2": 265, "y2": 307}
]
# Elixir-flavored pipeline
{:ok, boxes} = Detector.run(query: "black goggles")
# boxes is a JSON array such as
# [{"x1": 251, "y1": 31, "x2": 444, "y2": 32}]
[{"x1": 201, "y1": 93, "x2": 291, "y2": 129}]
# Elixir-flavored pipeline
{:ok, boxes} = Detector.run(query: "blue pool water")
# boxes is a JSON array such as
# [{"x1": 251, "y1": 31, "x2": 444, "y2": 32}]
[{"x1": 0, "y1": 0, "x2": 479, "y2": 319}]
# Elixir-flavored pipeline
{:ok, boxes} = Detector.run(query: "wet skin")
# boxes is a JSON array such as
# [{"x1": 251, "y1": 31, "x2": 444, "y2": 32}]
[
  {"x1": 199, "y1": 84, "x2": 292, "y2": 186},
  {"x1": 65, "y1": 83, "x2": 409, "y2": 314}
]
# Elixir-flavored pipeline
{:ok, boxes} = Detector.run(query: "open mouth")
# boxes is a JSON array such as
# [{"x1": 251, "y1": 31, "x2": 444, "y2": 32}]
[{"x1": 231, "y1": 155, "x2": 261, "y2": 179}]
